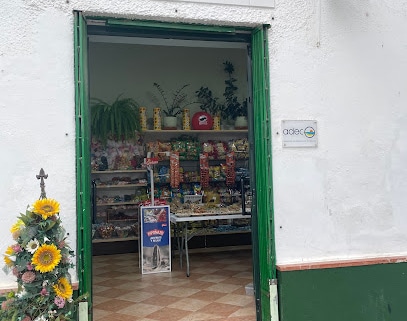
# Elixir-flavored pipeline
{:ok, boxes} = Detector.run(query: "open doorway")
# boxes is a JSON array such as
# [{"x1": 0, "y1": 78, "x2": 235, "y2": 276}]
[{"x1": 74, "y1": 13, "x2": 275, "y2": 321}]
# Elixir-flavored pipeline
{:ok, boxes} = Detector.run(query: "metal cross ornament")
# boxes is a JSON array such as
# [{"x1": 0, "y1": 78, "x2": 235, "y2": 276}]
[{"x1": 36, "y1": 168, "x2": 48, "y2": 199}]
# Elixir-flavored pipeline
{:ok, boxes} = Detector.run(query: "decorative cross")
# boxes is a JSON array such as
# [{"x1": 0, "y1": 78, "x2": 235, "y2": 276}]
[{"x1": 36, "y1": 168, "x2": 48, "y2": 199}]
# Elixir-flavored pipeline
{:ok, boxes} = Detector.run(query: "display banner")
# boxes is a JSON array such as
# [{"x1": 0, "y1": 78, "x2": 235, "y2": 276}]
[{"x1": 140, "y1": 205, "x2": 171, "y2": 274}]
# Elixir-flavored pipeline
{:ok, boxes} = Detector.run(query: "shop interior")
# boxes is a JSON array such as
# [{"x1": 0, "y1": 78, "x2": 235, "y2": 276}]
[{"x1": 88, "y1": 30, "x2": 256, "y2": 320}]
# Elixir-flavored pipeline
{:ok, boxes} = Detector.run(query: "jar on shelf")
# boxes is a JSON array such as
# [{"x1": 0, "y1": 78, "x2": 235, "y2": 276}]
[
  {"x1": 153, "y1": 108, "x2": 161, "y2": 130},
  {"x1": 213, "y1": 114, "x2": 221, "y2": 130},
  {"x1": 139, "y1": 106, "x2": 147, "y2": 131},
  {"x1": 182, "y1": 108, "x2": 191, "y2": 130}
]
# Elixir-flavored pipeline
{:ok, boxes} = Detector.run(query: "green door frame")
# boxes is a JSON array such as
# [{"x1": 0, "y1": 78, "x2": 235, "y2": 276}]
[
  {"x1": 74, "y1": 11, "x2": 93, "y2": 320},
  {"x1": 251, "y1": 26, "x2": 276, "y2": 320},
  {"x1": 74, "y1": 13, "x2": 275, "y2": 321}
]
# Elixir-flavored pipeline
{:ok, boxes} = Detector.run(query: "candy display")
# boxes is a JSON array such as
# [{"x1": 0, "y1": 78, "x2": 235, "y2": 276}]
[
  {"x1": 97, "y1": 224, "x2": 115, "y2": 239},
  {"x1": 228, "y1": 138, "x2": 249, "y2": 159},
  {"x1": 91, "y1": 135, "x2": 145, "y2": 171},
  {"x1": 226, "y1": 152, "x2": 236, "y2": 186},
  {"x1": 146, "y1": 136, "x2": 200, "y2": 161},
  {"x1": 91, "y1": 128, "x2": 250, "y2": 243},
  {"x1": 170, "y1": 152, "x2": 180, "y2": 188},
  {"x1": 115, "y1": 226, "x2": 131, "y2": 238},
  {"x1": 200, "y1": 153, "x2": 210, "y2": 188},
  {"x1": 201, "y1": 140, "x2": 228, "y2": 160}
]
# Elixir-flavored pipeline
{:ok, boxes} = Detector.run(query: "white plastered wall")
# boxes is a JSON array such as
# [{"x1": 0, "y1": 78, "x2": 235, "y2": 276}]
[
  {"x1": 0, "y1": 0, "x2": 407, "y2": 289},
  {"x1": 271, "y1": 0, "x2": 407, "y2": 264}
]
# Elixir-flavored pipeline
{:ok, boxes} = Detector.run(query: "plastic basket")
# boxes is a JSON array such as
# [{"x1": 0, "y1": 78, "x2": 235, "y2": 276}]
[{"x1": 183, "y1": 195, "x2": 203, "y2": 204}]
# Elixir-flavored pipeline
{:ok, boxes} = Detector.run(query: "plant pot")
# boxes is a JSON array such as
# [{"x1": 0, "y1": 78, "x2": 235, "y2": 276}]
[
  {"x1": 163, "y1": 116, "x2": 178, "y2": 130},
  {"x1": 234, "y1": 116, "x2": 248, "y2": 129}
]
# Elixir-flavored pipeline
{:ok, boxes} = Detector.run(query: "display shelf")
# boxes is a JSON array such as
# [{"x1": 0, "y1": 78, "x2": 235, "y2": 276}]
[
  {"x1": 143, "y1": 129, "x2": 248, "y2": 134},
  {"x1": 92, "y1": 236, "x2": 138, "y2": 243},
  {"x1": 92, "y1": 169, "x2": 147, "y2": 174},
  {"x1": 95, "y1": 183, "x2": 148, "y2": 189},
  {"x1": 92, "y1": 168, "x2": 147, "y2": 245},
  {"x1": 96, "y1": 201, "x2": 141, "y2": 206}
]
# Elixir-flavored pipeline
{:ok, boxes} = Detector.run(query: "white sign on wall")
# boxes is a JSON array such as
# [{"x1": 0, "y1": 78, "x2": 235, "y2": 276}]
[
  {"x1": 282, "y1": 120, "x2": 318, "y2": 148},
  {"x1": 158, "y1": 0, "x2": 274, "y2": 8}
]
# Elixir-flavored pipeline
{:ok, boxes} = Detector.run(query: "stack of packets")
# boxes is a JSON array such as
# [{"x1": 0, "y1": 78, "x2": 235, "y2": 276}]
[{"x1": 146, "y1": 137, "x2": 249, "y2": 161}]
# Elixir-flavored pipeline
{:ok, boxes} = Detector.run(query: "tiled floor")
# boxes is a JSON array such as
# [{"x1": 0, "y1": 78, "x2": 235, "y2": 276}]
[{"x1": 92, "y1": 249, "x2": 256, "y2": 321}]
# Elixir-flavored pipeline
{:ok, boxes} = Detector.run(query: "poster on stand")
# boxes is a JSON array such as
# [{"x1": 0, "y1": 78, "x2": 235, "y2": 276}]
[{"x1": 140, "y1": 205, "x2": 171, "y2": 274}]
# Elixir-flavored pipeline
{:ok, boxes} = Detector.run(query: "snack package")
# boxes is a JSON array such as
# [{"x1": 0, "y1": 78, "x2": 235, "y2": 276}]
[
  {"x1": 200, "y1": 153, "x2": 210, "y2": 188},
  {"x1": 170, "y1": 152, "x2": 180, "y2": 188},
  {"x1": 226, "y1": 151, "x2": 236, "y2": 186}
]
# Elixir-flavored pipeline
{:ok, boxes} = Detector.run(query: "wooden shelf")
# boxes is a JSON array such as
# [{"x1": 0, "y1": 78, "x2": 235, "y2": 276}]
[
  {"x1": 92, "y1": 236, "x2": 138, "y2": 243},
  {"x1": 92, "y1": 169, "x2": 147, "y2": 174},
  {"x1": 143, "y1": 129, "x2": 247, "y2": 134},
  {"x1": 96, "y1": 201, "x2": 141, "y2": 206},
  {"x1": 95, "y1": 183, "x2": 147, "y2": 189},
  {"x1": 108, "y1": 219, "x2": 138, "y2": 223}
]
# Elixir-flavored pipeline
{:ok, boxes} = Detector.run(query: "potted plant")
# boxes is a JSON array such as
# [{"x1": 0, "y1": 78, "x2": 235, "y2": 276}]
[
  {"x1": 91, "y1": 94, "x2": 140, "y2": 144},
  {"x1": 152, "y1": 83, "x2": 195, "y2": 129},
  {"x1": 195, "y1": 86, "x2": 224, "y2": 130},
  {"x1": 222, "y1": 61, "x2": 248, "y2": 129},
  {"x1": 195, "y1": 61, "x2": 248, "y2": 130}
]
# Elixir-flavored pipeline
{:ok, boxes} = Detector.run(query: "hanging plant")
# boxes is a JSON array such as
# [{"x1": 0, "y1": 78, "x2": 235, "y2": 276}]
[{"x1": 90, "y1": 94, "x2": 140, "y2": 144}]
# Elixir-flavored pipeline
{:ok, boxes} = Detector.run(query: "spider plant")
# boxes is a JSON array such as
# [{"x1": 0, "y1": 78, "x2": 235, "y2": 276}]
[{"x1": 91, "y1": 94, "x2": 140, "y2": 144}]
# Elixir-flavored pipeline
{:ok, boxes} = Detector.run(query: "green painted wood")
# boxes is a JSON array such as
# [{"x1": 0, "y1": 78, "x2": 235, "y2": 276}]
[
  {"x1": 252, "y1": 26, "x2": 275, "y2": 321},
  {"x1": 277, "y1": 263, "x2": 407, "y2": 321},
  {"x1": 77, "y1": 16, "x2": 276, "y2": 320},
  {"x1": 74, "y1": 11, "x2": 93, "y2": 318},
  {"x1": 106, "y1": 18, "x2": 241, "y2": 33}
]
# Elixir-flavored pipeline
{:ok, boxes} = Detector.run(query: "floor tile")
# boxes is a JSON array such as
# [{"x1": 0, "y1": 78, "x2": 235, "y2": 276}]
[
  {"x1": 145, "y1": 307, "x2": 191, "y2": 321},
  {"x1": 92, "y1": 250, "x2": 256, "y2": 320}
]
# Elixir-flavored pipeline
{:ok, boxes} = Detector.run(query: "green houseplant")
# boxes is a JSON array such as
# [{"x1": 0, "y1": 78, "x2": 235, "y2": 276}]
[
  {"x1": 195, "y1": 61, "x2": 248, "y2": 129},
  {"x1": 222, "y1": 61, "x2": 248, "y2": 122},
  {"x1": 152, "y1": 83, "x2": 196, "y2": 129},
  {"x1": 195, "y1": 86, "x2": 224, "y2": 116},
  {"x1": 90, "y1": 95, "x2": 140, "y2": 144}
]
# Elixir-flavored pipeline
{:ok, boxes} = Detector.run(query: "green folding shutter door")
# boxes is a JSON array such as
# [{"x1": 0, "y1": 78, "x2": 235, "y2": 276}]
[
  {"x1": 74, "y1": 11, "x2": 93, "y2": 320},
  {"x1": 251, "y1": 25, "x2": 276, "y2": 321}
]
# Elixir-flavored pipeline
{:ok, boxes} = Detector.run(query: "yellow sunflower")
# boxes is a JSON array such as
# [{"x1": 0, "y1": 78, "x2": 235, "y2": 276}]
[
  {"x1": 32, "y1": 199, "x2": 60, "y2": 219},
  {"x1": 5, "y1": 246, "x2": 14, "y2": 256},
  {"x1": 53, "y1": 277, "x2": 73, "y2": 299},
  {"x1": 10, "y1": 219, "x2": 24, "y2": 233},
  {"x1": 32, "y1": 244, "x2": 61, "y2": 273},
  {"x1": 3, "y1": 255, "x2": 13, "y2": 267}
]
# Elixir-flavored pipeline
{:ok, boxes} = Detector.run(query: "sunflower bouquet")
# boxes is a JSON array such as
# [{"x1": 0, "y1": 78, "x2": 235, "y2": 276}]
[{"x1": 0, "y1": 198, "x2": 83, "y2": 321}]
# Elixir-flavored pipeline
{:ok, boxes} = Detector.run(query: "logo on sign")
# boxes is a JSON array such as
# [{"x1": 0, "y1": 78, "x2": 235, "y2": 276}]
[
  {"x1": 282, "y1": 127, "x2": 316, "y2": 138},
  {"x1": 304, "y1": 127, "x2": 315, "y2": 138}
]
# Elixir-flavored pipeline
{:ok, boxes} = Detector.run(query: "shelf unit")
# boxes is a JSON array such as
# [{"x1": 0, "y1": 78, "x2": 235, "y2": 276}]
[
  {"x1": 90, "y1": 129, "x2": 252, "y2": 251},
  {"x1": 144, "y1": 129, "x2": 252, "y2": 235},
  {"x1": 91, "y1": 169, "x2": 148, "y2": 243}
]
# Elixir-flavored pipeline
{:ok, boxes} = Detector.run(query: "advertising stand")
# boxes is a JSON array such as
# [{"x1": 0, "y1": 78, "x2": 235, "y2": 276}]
[{"x1": 140, "y1": 205, "x2": 171, "y2": 274}]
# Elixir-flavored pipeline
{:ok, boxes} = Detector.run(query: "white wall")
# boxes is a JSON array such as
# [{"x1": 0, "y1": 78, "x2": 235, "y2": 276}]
[
  {"x1": 0, "y1": 0, "x2": 271, "y2": 289},
  {"x1": 271, "y1": 0, "x2": 407, "y2": 264},
  {"x1": 0, "y1": 0, "x2": 406, "y2": 288}
]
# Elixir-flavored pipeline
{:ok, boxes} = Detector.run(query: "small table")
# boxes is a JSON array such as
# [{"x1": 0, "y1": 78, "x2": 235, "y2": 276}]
[{"x1": 170, "y1": 212, "x2": 250, "y2": 276}]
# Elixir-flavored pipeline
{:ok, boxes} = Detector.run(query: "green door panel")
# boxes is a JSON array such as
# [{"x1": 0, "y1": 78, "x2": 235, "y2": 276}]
[{"x1": 74, "y1": 10, "x2": 92, "y2": 319}]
